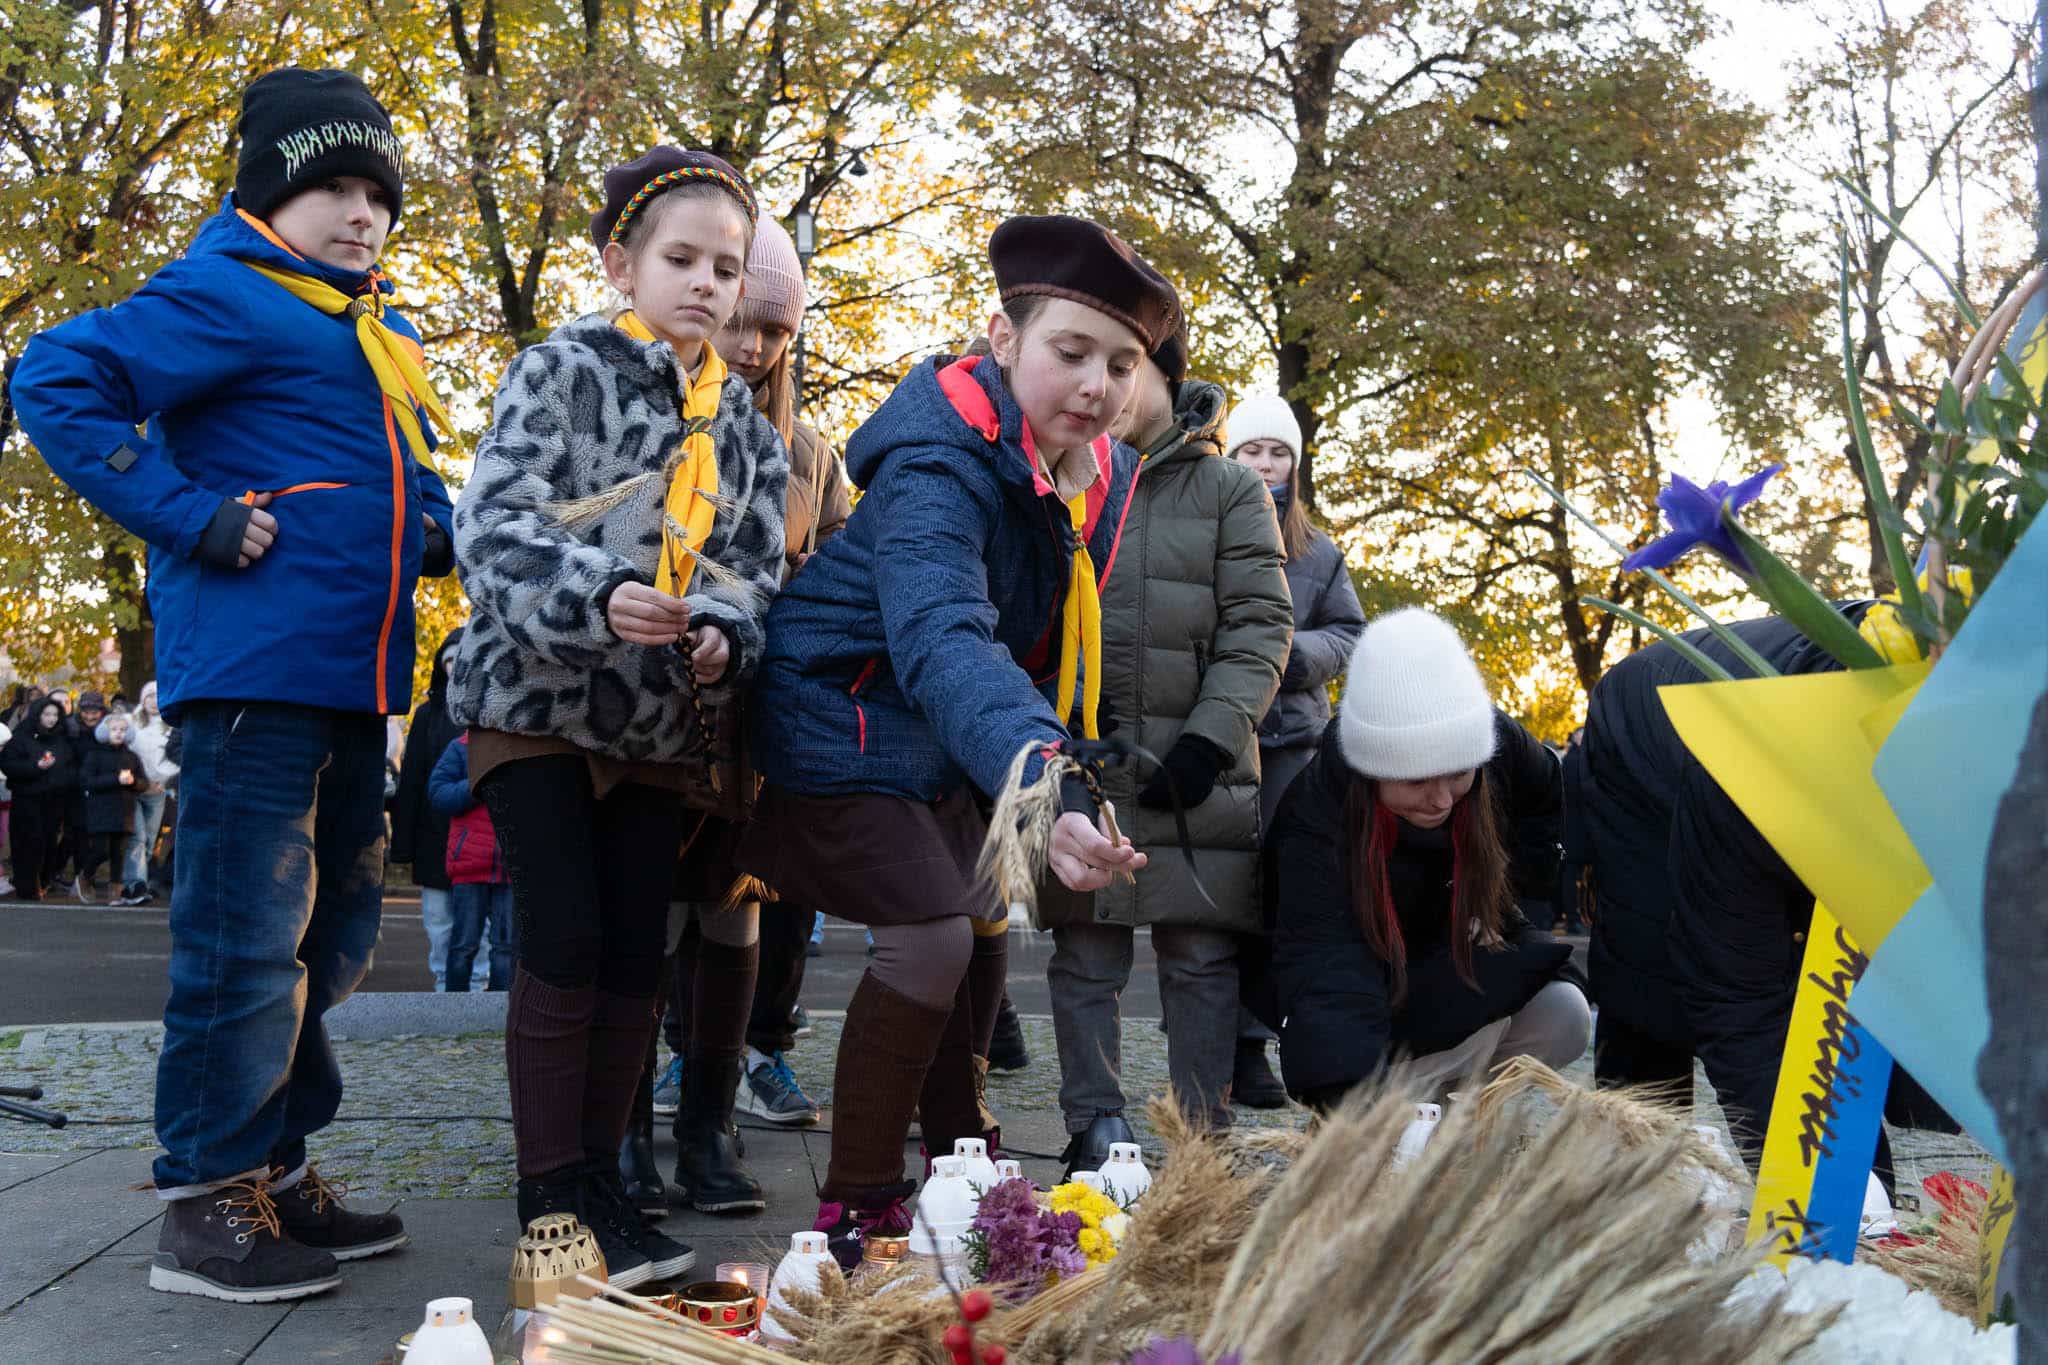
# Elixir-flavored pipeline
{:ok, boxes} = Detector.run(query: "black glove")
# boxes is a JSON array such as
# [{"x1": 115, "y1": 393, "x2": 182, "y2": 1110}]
[
  {"x1": 196, "y1": 499, "x2": 256, "y2": 570},
  {"x1": 421, "y1": 515, "x2": 454, "y2": 577},
  {"x1": 1138, "y1": 733, "x2": 1228, "y2": 811}
]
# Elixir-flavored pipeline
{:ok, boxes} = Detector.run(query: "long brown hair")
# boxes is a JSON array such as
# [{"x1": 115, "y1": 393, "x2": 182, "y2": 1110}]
[
  {"x1": 1277, "y1": 454, "x2": 1314, "y2": 562},
  {"x1": 750, "y1": 339, "x2": 796, "y2": 449},
  {"x1": 1342, "y1": 769, "x2": 1511, "y2": 1006}
]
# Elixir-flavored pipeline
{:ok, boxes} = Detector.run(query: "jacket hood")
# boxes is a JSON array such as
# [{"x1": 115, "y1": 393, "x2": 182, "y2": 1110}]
[
  {"x1": 194, "y1": 194, "x2": 392, "y2": 297},
  {"x1": 844, "y1": 357, "x2": 1043, "y2": 493},
  {"x1": 1140, "y1": 378, "x2": 1227, "y2": 467},
  {"x1": 94, "y1": 716, "x2": 131, "y2": 745}
]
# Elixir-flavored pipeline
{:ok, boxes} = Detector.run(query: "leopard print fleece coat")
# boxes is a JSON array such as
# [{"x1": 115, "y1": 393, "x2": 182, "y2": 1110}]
[{"x1": 448, "y1": 313, "x2": 789, "y2": 763}]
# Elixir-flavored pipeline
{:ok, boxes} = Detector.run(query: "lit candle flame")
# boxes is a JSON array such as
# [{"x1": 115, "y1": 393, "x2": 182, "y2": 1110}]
[{"x1": 731, "y1": 1268, "x2": 749, "y2": 1286}]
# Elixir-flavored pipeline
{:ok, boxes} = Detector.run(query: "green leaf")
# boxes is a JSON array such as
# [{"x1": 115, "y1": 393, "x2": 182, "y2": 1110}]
[
  {"x1": 1837, "y1": 235, "x2": 1924, "y2": 627},
  {"x1": 1720, "y1": 506, "x2": 1887, "y2": 670},
  {"x1": 1521, "y1": 468, "x2": 1781, "y2": 677},
  {"x1": 1934, "y1": 380, "x2": 1967, "y2": 434},
  {"x1": 1580, "y1": 597, "x2": 1738, "y2": 682}
]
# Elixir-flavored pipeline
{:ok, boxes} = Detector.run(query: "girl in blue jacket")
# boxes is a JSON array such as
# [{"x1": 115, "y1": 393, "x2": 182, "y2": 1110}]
[
  {"x1": 736, "y1": 215, "x2": 1165, "y2": 1266},
  {"x1": 12, "y1": 68, "x2": 447, "y2": 1305}
]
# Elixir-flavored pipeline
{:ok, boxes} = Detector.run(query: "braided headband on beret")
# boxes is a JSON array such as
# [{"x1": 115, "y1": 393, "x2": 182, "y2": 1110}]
[{"x1": 609, "y1": 166, "x2": 759, "y2": 244}]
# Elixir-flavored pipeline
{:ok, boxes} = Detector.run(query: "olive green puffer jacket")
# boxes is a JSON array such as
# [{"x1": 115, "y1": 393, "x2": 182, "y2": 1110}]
[{"x1": 1041, "y1": 379, "x2": 1292, "y2": 933}]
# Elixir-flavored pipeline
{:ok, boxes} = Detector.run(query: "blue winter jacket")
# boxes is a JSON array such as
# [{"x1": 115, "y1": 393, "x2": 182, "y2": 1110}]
[
  {"x1": 751, "y1": 356, "x2": 1137, "y2": 801},
  {"x1": 427, "y1": 733, "x2": 478, "y2": 818},
  {"x1": 10, "y1": 198, "x2": 456, "y2": 722}
]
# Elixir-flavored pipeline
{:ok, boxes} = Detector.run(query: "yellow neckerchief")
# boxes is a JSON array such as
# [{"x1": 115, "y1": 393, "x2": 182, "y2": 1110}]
[
  {"x1": 615, "y1": 310, "x2": 726, "y2": 595},
  {"x1": 1024, "y1": 422, "x2": 1103, "y2": 741},
  {"x1": 238, "y1": 261, "x2": 451, "y2": 461}
]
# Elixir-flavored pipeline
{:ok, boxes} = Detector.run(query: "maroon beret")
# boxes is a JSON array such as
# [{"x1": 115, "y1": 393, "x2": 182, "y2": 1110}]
[{"x1": 989, "y1": 215, "x2": 1182, "y2": 352}]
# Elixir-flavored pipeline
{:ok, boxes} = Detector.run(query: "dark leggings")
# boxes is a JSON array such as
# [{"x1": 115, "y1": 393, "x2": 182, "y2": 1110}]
[
  {"x1": 9, "y1": 793, "x2": 64, "y2": 895},
  {"x1": 477, "y1": 755, "x2": 688, "y2": 994}
]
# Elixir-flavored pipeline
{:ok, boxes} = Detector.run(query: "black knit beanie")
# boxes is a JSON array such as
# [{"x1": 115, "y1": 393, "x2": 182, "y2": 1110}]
[{"x1": 235, "y1": 69, "x2": 405, "y2": 226}]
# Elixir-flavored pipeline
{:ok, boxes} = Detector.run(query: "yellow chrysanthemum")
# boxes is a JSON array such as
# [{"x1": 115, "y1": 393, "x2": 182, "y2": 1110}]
[{"x1": 1078, "y1": 1228, "x2": 1103, "y2": 1255}]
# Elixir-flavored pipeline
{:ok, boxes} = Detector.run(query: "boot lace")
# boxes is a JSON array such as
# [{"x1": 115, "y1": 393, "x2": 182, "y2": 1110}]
[
  {"x1": 214, "y1": 1182, "x2": 284, "y2": 1245},
  {"x1": 294, "y1": 1166, "x2": 349, "y2": 1215}
]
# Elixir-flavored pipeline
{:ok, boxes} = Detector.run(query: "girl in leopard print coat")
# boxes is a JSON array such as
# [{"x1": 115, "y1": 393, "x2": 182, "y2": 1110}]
[{"x1": 448, "y1": 148, "x2": 787, "y2": 1285}]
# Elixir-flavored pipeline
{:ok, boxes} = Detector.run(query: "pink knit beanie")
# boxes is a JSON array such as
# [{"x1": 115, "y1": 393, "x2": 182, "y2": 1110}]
[{"x1": 739, "y1": 218, "x2": 806, "y2": 332}]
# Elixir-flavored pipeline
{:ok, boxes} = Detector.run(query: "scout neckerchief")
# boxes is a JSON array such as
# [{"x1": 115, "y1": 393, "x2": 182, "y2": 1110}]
[
  {"x1": 238, "y1": 261, "x2": 451, "y2": 461},
  {"x1": 1021, "y1": 421, "x2": 1104, "y2": 742},
  {"x1": 615, "y1": 309, "x2": 727, "y2": 596}
]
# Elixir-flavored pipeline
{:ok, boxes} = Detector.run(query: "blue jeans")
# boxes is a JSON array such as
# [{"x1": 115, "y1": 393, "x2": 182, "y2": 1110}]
[
  {"x1": 153, "y1": 703, "x2": 386, "y2": 1194},
  {"x1": 123, "y1": 789, "x2": 167, "y2": 888},
  {"x1": 421, "y1": 886, "x2": 455, "y2": 990},
  {"x1": 447, "y1": 881, "x2": 516, "y2": 992}
]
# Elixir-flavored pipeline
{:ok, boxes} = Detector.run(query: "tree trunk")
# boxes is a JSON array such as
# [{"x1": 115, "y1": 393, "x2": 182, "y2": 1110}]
[
  {"x1": 1277, "y1": 337, "x2": 1318, "y2": 506},
  {"x1": 1979, "y1": 685, "x2": 2047, "y2": 1355}
]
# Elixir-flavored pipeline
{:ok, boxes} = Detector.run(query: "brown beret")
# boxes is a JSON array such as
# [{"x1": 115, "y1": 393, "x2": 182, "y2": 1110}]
[{"x1": 989, "y1": 215, "x2": 1181, "y2": 351}]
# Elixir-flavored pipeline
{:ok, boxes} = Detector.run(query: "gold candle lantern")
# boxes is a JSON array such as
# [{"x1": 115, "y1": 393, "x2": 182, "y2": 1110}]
[
  {"x1": 508, "y1": 1213, "x2": 606, "y2": 1310},
  {"x1": 665, "y1": 1279, "x2": 761, "y2": 1335}
]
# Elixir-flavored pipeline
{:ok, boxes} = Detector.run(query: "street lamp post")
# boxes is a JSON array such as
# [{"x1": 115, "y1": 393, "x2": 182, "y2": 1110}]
[{"x1": 786, "y1": 149, "x2": 866, "y2": 410}]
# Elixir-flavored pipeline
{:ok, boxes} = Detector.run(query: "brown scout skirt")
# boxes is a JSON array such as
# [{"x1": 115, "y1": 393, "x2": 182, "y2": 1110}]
[{"x1": 733, "y1": 783, "x2": 1000, "y2": 926}]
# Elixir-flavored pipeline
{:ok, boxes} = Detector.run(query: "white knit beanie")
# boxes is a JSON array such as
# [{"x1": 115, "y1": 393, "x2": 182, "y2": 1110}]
[
  {"x1": 1337, "y1": 608, "x2": 1498, "y2": 780},
  {"x1": 1224, "y1": 393, "x2": 1302, "y2": 461}
]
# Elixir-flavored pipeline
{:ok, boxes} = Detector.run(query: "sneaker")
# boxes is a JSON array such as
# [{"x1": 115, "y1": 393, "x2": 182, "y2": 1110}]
[
  {"x1": 813, "y1": 1188, "x2": 914, "y2": 1273},
  {"x1": 789, "y1": 1004, "x2": 814, "y2": 1038},
  {"x1": 116, "y1": 883, "x2": 153, "y2": 907},
  {"x1": 737, "y1": 1053, "x2": 821, "y2": 1127},
  {"x1": 651, "y1": 1055, "x2": 686, "y2": 1117},
  {"x1": 0, "y1": 876, "x2": 14, "y2": 897},
  {"x1": 272, "y1": 1167, "x2": 410, "y2": 1260},
  {"x1": 518, "y1": 1164, "x2": 653, "y2": 1291},
  {"x1": 149, "y1": 1181, "x2": 341, "y2": 1303},
  {"x1": 583, "y1": 1163, "x2": 695, "y2": 1281},
  {"x1": 69, "y1": 875, "x2": 86, "y2": 902},
  {"x1": 806, "y1": 940, "x2": 822, "y2": 958}
]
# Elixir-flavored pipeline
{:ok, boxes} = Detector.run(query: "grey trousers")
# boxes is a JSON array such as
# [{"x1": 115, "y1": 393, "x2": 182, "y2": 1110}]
[
  {"x1": 1398, "y1": 980, "x2": 1593, "y2": 1102},
  {"x1": 1048, "y1": 920, "x2": 1239, "y2": 1133}
]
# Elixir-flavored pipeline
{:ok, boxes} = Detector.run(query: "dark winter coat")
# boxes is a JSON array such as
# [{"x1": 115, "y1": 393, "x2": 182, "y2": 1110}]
[
  {"x1": 0, "y1": 718, "x2": 76, "y2": 799},
  {"x1": 1257, "y1": 512, "x2": 1365, "y2": 751},
  {"x1": 1577, "y1": 608, "x2": 1951, "y2": 1157},
  {"x1": 389, "y1": 632, "x2": 464, "y2": 890},
  {"x1": 11, "y1": 200, "x2": 456, "y2": 720},
  {"x1": 750, "y1": 354, "x2": 1137, "y2": 802},
  {"x1": 79, "y1": 732, "x2": 145, "y2": 836},
  {"x1": 429, "y1": 734, "x2": 503, "y2": 885},
  {"x1": 1039, "y1": 380, "x2": 1292, "y2": 934},
  {"x1": 1267, "y1": 712, "x2": 1570, "y2": 1103}
]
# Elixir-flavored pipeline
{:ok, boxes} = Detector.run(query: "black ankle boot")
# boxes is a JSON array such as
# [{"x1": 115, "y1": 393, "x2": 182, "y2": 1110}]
[
  {"x1": 673, "y1": 1054, "x2": 766, "y2": 1214},
  {"x1": 987, "y1": 995, "x2": 1030, "y2": 1072},
  {"x1": 1233, "y1": 1038, "x2": 1289, "y2": 1110},
  {"x1": 618, "y1": 1058, "x2": 667, "y2": 1217},
  {"x1": 1060, "y1": 1113, "x2": 1137, "y2": 1180}
]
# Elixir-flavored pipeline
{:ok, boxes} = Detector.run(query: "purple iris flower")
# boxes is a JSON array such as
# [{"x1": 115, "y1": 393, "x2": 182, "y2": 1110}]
[{"x1": 1621, "y1": 464, "x2": 1783, "y2": 574}]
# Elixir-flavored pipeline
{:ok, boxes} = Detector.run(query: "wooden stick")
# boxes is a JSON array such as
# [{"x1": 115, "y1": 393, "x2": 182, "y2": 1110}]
[{"x1": 1099, "y1": 802, "x2": 1139, "y2": 886}]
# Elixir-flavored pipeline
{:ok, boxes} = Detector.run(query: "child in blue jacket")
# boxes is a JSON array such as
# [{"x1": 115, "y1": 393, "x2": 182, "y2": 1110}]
[
  {"x1": 10, "y1": 68, "x2": 451, "y2": 1304},
  {"x1": 736, "y1": 215, "x2": 1163, "y2": 1267},
  {"x1": 428, "y1": 733, "x2": 514, "y2": 993}
]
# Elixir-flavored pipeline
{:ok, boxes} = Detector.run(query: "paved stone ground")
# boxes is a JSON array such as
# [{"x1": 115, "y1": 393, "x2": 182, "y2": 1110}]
[{"x1": 0, "y1": 1013, "x2": 1997, "y2": 1361}]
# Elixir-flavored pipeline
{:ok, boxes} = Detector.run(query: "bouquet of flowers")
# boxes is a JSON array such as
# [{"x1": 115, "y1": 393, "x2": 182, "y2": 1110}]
[
  {"x1": 961, "y1": 1177, "x2": 1085, "y2": 1297},
  {"x1": 1048, "y1": 1179, "x2": 1132, "y2": 1270},
  {"x1": 960, "y1": 1177, "x2": 1135, "y2": 1300}
]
